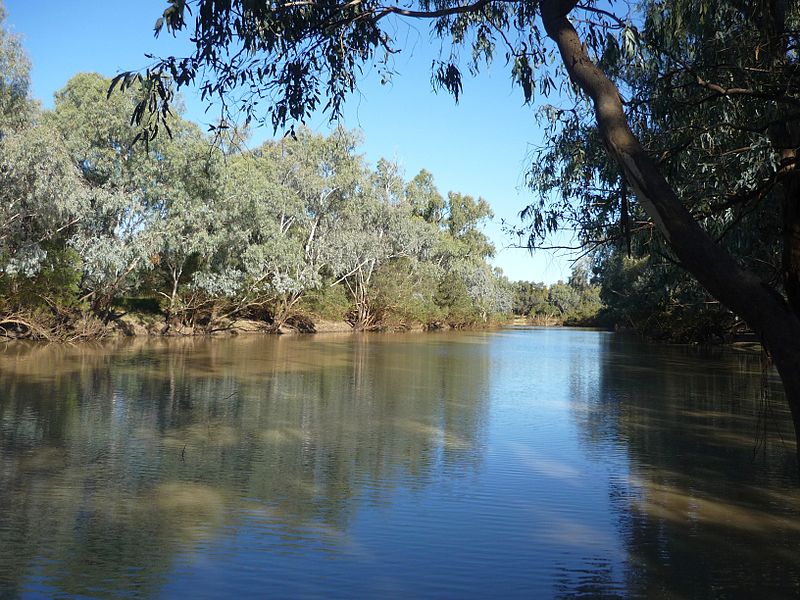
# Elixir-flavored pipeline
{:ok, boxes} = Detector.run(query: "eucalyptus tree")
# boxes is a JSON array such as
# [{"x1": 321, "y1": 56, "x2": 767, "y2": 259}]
[
  {"x1": 211, "y1": 147, "x2": 317, "y2": 327},
  {"x1": 259, "y1": 127, "x2": 366, "y2": 326},
  {"x1": 394, "y1": 169, "x2": 451, "y2": 324},
  {"x1": 327, "y1": 163, "x2": 439, "y2": 329},
  {"x1": 524, "y1": 1, "x2": 791, "y2": 339},
  {"x1": 271, "y1": 126, "x2": 366, "y2": 268},
  {"x1": 373, "y1": 157, "x2": 406, "y2": 205},
  {"x1": 328, "y1": 166, "x2": 503, "y2": 329},
  {"x1": 407, "y1": 169, "x2": 446, "y2": 225},
  {"x1": 369, "y1": 257, "x2": 445, "y2": 326},
  {"x1": 124, "y1": 0, "x2": 800, "y2": 458},
  {"x1": 431, "y1": 192, "x2": 503, "y2": 322},
  {"x1": 0, "y1": 5, "x2": 88, "y2": 313},
  {"x1": 511, "y1": 281, "x2": 548, "y2": 316},
  {"x1": 460, "y1": 263, "x2": 513, "y2": 322},
  {"x1": 176, "y1": 151, "x2": 282, "y2": 317},
  {"x1": 444, "y1": 192, "x2": 495, "y2": 261},
  {"x1": 47, "y1": 73, "x2": 191, "y2": 314},
  {"x1": 151, "y1": 125, "x2": 226, "y2": 325},
  {"x1": 190, "y1": 127, "x2": 368, "y2": 328},
  {"x1": 0, "y1": 122, "x2": 89, "y2": 307},
  {"x1": 0, "y1": 1, "x2": 33, "y2": 134}
]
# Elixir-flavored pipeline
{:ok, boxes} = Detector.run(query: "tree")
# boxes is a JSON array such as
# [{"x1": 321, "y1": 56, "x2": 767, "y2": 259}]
[
  {"x1": 151, "y1": 127, "x2": 226, "y2": 327},
  {"x1": 206, "y1": 140, "x2": 317, "y2": 328},
  {"x1": 0, "y1": 0, "x2": 504, "y2": 335},
  {"x1": 511, "y1": 268, "x2": 601, "y2": 325},
  {"x1": 536, "y1": 3, "x2": 800, "y2": 464},
  {"x1": 369, "y1": 257, "x2": 444, "y2": 327},
  {"x1": 0, "y1": 2, "x2": 33, "y2": 133},
  {"x1": 407, "y1": 169, "x2": 446, "y2": 225},
  {"x1": 261, "y1": 127, "x2": 367, "y2": 327},
  {"x1": 0, "y1": 10, "x2": 88, "y2": 319},
  {"x1": 327, "y1": 161, "x2": 439, "y2": 329},
  {"x1": 521, "y1": 2, "x2": 793, "y2": 342},
  {"x1": 511, "y1": 281, "x2": 548, "y2": 316},
  {"x1": 47, "y1": 73, "x2": 192, "y2": 315},
  {"x1": 0, "y1": 122, "x2": 89, "y2": 313}
]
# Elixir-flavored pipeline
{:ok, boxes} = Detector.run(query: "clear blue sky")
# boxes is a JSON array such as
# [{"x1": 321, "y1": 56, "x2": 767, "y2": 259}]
[{"x1": 5, "y1": 0, "x2": 578, "y2": 283}]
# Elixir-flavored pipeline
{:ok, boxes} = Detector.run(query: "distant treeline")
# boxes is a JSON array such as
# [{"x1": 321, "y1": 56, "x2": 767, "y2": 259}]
[
  {"x1": 0, "y1": 60, "x2": 513, "y2": 337},
  {"x1": 515, "y1": 251, "x2": 748, "y2": 341},
  {"x1": 510, "y1": 261, "x2": 602, "y2": 326},
  {"x1": 509, "y1": 253, "x2": 745, "y2": 340}
]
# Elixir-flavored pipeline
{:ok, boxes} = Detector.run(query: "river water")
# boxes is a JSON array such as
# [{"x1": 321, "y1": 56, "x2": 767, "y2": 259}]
[{"x1": 1, "y1": 328, "x2": 798, "y2": 598}]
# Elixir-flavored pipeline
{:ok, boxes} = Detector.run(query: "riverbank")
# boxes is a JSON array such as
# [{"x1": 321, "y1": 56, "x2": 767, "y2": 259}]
[
  {"x1": 111, "y1": 313, "x2": 360, "y2": 337},
  {"x1": 0, "y1": 309, "x2": 507, "y2": 342}
]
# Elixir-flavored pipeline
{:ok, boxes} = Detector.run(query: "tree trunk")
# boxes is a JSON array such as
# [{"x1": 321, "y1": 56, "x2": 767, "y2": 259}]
[
  {"x1": 779, "y1": 147, "x2": 800, "y2": 316},
  {"x1": 541, "y1": 0, "x2": 800, "y2": 463},
  {"x1": 763, "y1": 0, "x2": 800, "y2": 317}
]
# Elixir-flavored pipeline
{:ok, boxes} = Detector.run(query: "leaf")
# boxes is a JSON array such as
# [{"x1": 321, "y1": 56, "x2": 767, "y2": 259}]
[{"x1": 107, "y1": 73, "x2": 125, "y2": 99}]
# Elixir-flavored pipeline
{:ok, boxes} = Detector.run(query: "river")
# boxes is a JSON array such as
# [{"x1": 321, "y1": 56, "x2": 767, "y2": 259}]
[{"x1": 1, "y1": 328, "x2": 798, "y2": 598}]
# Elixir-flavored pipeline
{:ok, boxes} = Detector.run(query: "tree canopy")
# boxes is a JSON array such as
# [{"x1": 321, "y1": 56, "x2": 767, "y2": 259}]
[{"x1": 0, "y1": 22, "x2": 512, "y2": 338}]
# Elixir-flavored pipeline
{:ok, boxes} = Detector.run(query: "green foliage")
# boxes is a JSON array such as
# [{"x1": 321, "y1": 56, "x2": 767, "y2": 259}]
[
  {"x1": 130, "y1": 0, "x2": 552, "y2": 138},
  {"x1": 0, "y1": 6, "x2": 511, "y2": 334},
  {"x1": 512, "y1": 0, "x2": 800, "y2": 341},
  {"x1": 0, "y1": 2, "x2": 33, "y2": 133},
  {"x1": 96, "y1": 0, "x2": 800, "y2": 348},
  {"x1": 406, "y1": 169, "x2": 446, "y2": 225},
  {"x1": 0, "y1": 121, "x2": 88, "y2": 276},
  {"x1": 596, "y1": 249, "x2": 738, "y2": 341},
  {"x1": 0, "y1": 244, "x2": 83, "y2": 312},
  {"x1": 43, "y1": 72, "x2": 199, "y2": 314},
  {"x1": 512, "y1": 280, "x2": 551, "y2": 317},
  {"x1": 0, "y1": 85, "x2": 504, "y2": 334},
  {"x1": 369, "y1": 258, "x2": 444, "y2": 328},
  {"x1": 435, "y1": 270, "x2": 479, "y2": 327},
  {"x1": 511, "y1": 261, "x2": 603, "y2": 325},
  {"x1": 297, "y1": 283, "x2": 351, "y2": 321}
]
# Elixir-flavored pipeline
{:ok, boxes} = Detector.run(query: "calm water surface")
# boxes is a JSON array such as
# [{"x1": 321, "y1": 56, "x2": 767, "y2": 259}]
[{"x1": 1, "y1": 328, "x2": 799, "y2": 598}]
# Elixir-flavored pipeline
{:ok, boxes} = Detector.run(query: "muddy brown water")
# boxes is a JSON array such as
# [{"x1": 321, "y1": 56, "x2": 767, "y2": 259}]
[{"x1": 1, "y1": 328, "x2": 798, "y2": 598}]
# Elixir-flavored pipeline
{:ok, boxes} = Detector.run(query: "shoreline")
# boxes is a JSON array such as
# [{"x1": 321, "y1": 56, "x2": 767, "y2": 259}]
[
  {"x1": 0, "y1": 317, "x2": 761, "y2": 356},
  {"x1": 0, "y1": 310, "x2": 512, "y2": 343}
]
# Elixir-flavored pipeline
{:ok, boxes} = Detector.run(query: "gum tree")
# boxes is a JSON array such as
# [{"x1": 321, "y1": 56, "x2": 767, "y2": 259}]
[
  {"x1": 0, "y1": 1, "x2": 32, "y2": 133},
  {"x1": 0, "y1": 7, "x2": 89, "y2": 318},
  {"x1": 327, "y1": 178, "x2": 439, "y2": 329},
  {"x1": 48, "y1": 73, "x2": 186, "y2": 315}
]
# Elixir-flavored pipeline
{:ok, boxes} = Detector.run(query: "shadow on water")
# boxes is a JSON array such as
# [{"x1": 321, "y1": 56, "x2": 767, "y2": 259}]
[
  {"x1": 0, "y1": 334, "x2": 490, "y2": 598},
  {"x1": 566, "y1": 334, "x2": 800, "y2": 598}
]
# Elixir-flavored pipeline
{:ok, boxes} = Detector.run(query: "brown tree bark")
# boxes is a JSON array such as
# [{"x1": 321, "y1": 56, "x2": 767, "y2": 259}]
[
  {"x1": 540, "y1": 0, "x2": 800, "y2": 462},
  {"x1": 782, "y1": 163, "x2": 800, "y2": 315},
  {"x1": 762, "y1": 0, "x2": 800, "y2": 318}
]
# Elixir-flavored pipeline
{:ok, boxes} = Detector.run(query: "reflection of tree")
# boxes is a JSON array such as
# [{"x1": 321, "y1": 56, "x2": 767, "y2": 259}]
[
  {"x1": 567, "y1": 334, "x2": 800, "y2": 598},
  {"x1": 0, "y1": 333, "x2": 489, "y2": 597}
]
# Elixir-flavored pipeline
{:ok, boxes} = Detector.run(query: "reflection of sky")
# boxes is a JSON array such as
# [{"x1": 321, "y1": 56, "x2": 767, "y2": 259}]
[
  {"x1": 157, "y1": 329, "x2": 633, "y2": 598},
  {"x1": 2, "y1": 330, "x2": 799, "y2": 598},
  {"x1": 486, "y1": 328, "x2": 632, "y2": 595}
]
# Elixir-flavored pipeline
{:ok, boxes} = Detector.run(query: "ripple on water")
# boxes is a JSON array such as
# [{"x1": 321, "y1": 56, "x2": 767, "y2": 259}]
[{"x1": 0, "y1": 329, "x2": 798, "y2": 598}]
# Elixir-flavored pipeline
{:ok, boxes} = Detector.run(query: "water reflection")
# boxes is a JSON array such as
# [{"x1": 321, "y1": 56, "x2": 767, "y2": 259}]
[
  {"x1": 572, "y1": 335, "x2": 800, "y2": 598},
  {"x1": 0, "y1": 334, "x2": 490, "y2": 598},
  {"x1": 2, "y1": 331, "x2": 800, "y2": 598}
]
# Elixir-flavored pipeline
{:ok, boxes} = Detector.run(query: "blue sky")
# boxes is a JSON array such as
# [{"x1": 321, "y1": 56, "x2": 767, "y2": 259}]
[{"x1": 4, "y1": 0, "x2": 577, "y2": 283}]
